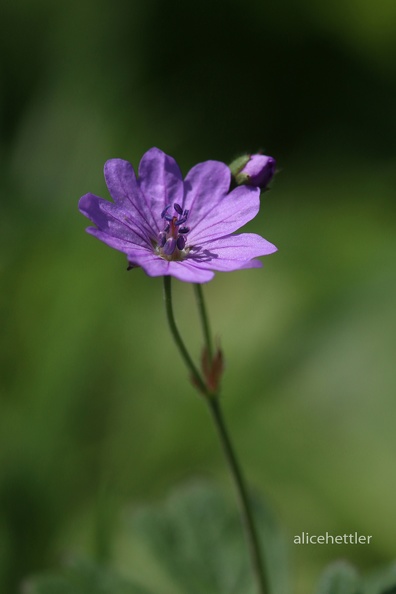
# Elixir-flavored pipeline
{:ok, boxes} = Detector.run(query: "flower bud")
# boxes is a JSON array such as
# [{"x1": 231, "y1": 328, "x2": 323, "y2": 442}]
[{"x1": 229, "y1": 153, "x2": 276, "y2": 190}]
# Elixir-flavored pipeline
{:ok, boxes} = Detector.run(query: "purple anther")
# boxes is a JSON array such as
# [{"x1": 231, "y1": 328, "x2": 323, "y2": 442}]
[
  {"x1": 158, "y1": 232, "x2": 167, "y2": 247},
  {"x1": 175, "y1": 216, "x2": 187, "y2": 226},
  {"x1": 177, "y1": 235, "x2": 186, "y2": 250},
  {"x1": 163, "y1": 237, "x2": 177, "y2": 255},
  {"x1": 164, "y1": 223, "x2": 170, "y2": 233},
  {"x1": 174, "y1": 203, "x2": 183, "y2": 215},
  {"x1": 161, "y1": 205, "x2": 171, "y2": 218},
  {"x1": 178, "y1": 226, "x2": 190, "y2": 234},
  {"x1": 183, "y1": 209, "x2": 189, "y2": 218},
  {"x1": 164, "y1": 214, "x2": 174, "y2": 222}
]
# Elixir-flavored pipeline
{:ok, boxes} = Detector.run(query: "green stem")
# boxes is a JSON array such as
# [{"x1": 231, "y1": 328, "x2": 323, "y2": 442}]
[
  {"x1": 207, "y1": 397, "x2": 269, "y2": 594},
  {"x1": 163, "y1": 276, "x2": 206, "y2": 394},
  {"x1": 163, "y1": 276, "x2": 269, "y2": 594},
  {"x1": 194, "y1": 283, "x2": 213, "y2": 361}
]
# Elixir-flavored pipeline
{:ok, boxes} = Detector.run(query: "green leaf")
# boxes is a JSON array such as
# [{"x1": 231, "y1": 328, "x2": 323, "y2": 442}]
[
  {"x1": 315, "y1": 561, "x2": 361, "y2": 594},
  {"x1": 23, "y1": 481, "x2": 288, "y2": 594},
  {"x1": 362, "y1": 561, "x2": 396, "y2": 594},
  {"x1": 114, "y1": 480, "x2": 289, "y2": 594},
  {"x1": 23, "y1": 559, "x2": 153, "y2": 594}
]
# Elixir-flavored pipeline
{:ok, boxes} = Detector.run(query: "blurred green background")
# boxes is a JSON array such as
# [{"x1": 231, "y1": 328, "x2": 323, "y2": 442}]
[{"x1": 1, "y1": 0, "x2": 396, "y2": 592}]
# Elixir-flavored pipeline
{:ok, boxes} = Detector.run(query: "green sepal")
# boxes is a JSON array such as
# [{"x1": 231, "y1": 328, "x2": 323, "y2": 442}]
[{"x1": 228, "y1": 155, "x2": 250, "y2": 178}]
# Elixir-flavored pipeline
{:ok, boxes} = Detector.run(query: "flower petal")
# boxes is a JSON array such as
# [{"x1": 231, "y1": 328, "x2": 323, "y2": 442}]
[
  {"x1": 200, "y1": 233, "x2": 277, "y2": 260},
  {"x1": 79, "y1": 193, "x2": 112, "y2": 229},
  {"x1": 79, "y1": 193, "x2": 149, "y2": 248},
  {"x1": 125, "y1": 250, "x2": 215, "y2": 283},
  {"x1": 168, "y1": 261, "x2": 215, "y2": 283},
  {"x1": 186, "y1": 233, "x2": 277, "y2": 273},
  {"x1": 138, "y1": 147, "x2": 184, "y2": 230},
  {"x1": 188, "y1": 185, "x2": 261, "y2": 243},
  {"x1": 86, "y1": 227, "x2": 151, "y2": 254},
  {"x1": 104, "y1": 158, "x2": 139, "y2": 203},
  {"x1": 104, "y1": 159, "x2": 157, "y2": 235},
  {"x1": 183, "y1": 160, "x2": 231, "y2": 226},
  {"x1": 126, "y1": 250, "x2": 169, "y2": 275},
  {"x1": 189, "y1": 256, "x2": 263, "y2": 272}
]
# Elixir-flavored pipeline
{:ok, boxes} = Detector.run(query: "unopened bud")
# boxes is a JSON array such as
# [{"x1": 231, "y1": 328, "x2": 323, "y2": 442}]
[{"x1": 230, "y1": 153, "x2": 276, "y2": 190}]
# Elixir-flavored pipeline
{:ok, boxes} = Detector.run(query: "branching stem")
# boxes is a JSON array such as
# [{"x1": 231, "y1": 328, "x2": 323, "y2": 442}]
[{"x1": 163, "y1": 276, "x2": 270, "y2": 594}]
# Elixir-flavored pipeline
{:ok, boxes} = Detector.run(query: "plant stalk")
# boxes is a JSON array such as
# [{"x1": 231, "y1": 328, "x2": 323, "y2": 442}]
[
  {"x1": 207, "y1": 396, "x2": 269, "y2": 594},
  {"x1": 163, "y1": 276, "x2": 206, "y2": 394},
  {"x1": 194, "y1": 283, "x2": 213, "y2": 361},
  {"x1": 163, "y1": 276, "x2": 269, "y2": 594}
]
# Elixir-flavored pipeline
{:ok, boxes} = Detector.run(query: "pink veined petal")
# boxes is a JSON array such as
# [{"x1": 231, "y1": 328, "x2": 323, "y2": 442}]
[
  {"x1": 79, "y1": 193, "x2": 111, "y2": 229},
  {"x1": 104, "y1": 159, "x2": 157, "y2": 236},
  {"x1": 104, "y1": 159, "x2": 139, "y2": 203},
  {"x1": 188, "y1": 185, "x2": 261, "y2": 243},
  {"x1": 182, "y1": 160, "x2": 231, "y2": 226},
  {"x1": 167, "y1": 261, "x2": 215, "y2": 283},
  {"x1": 86, "y1": 228, "x2": 152, "y2": 254},
  {"x1": 138, "y1": 147, "x2": 184, "y2": 231},
  {"x1": 198, "y1": 233, "x2": 277, "y2": 260},
  {"x1": 188, "y1": 256, "x2": 264, "y2": 272},
  {"x1": 79, "y1": 193, "x2": 150, "y2": 248},
  {"x1": 126, "y1": 251, "x2": 170, "y2": 275},
  {"x1": 98, "y1": 200, "x2": 152, "y2": 246},
  {"x1": 125, "y1": 250, "x2": 215, "y2": 283}
]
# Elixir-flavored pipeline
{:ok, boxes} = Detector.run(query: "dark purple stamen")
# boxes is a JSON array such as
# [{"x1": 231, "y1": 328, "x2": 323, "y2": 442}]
[
  {"x1": 158, "y1": 202, "x2": 190, "y2": 258},
  {"x1": 161, "y1": 205, "x2": 171, "y2": 218},
  {"x1": 163, "y1": 237, "x2": 177, "y2": 255},
  {"x1": 177, "y1": 236, "x2": 186, "y2": 250}
]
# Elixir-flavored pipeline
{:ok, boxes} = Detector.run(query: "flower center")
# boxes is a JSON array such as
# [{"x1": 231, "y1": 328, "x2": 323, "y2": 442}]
[{"x1": 156, "y1": 203, "x2": 190, "y2": 261}]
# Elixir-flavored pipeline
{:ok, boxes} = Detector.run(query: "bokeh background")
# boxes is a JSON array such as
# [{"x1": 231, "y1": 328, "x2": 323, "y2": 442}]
[{"x1": 1, "y1": 0, "x2": 396, "y2": 592}]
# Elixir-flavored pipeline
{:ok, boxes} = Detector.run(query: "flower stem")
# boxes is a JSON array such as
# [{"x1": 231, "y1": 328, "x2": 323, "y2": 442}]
[
  {"x1": 194, "y1": 283, "x2": 213, "y2": 361},
  {"x1": 207, "y1": 397, "x2": 269, "y2": 594},
  {"x1": 163, "y1": 276, "x2": 207, "y2": 394},
  {"x1": 163, "y1": 277, "x2": 269, "y2": 594}
]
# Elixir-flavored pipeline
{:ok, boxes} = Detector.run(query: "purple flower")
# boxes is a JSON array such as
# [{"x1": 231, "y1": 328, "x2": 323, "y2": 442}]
[{"x1": 78, "y1": 148, "x2": 277, "y2": 283}]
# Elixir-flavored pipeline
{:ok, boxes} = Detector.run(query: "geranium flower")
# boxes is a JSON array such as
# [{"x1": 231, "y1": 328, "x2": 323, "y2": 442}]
[{"x1": 78, "y1": 148, "x2": 277, "y2": 283}]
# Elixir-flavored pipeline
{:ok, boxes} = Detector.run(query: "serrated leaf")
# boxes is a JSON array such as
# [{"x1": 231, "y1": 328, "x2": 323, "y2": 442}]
[
  {"x1": 114, "y1": 480, "x2": 289, "y2": 594},
  {"x1": 315, "y1": 560, "x2": 361, "y2": 594},
  {"x1": 22, "y1": 559, "x2": 153, "y2": 594}
]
